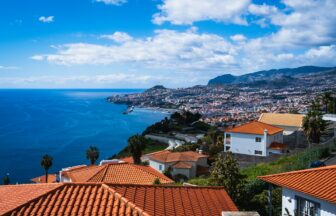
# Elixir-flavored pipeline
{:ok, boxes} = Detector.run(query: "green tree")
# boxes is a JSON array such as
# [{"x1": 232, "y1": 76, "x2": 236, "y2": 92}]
[
  {"x1": 209, "y1": 152, "x2": 246, "y2": 202},
  {"x1": 41, "y1": 154, "x2": 53, "y2": 183},
  {"x1": 128, "y1": 135, "x2": 146, "y2": 164},
  {"x1": 303, "y1": 101, "x2": 328, "y2": 144},
  {"x1": 153, "y1": 178, "x2": 161, "y2": 185},
  {"x1": 3, "y1": 174, "x2": 10, "y2": 185},
  {"x1": 322, "y1": 92, "x2": 332, "y2": 113},
  {"x1": 86, "y1": 146, "x2": 99, "y2": 165}
]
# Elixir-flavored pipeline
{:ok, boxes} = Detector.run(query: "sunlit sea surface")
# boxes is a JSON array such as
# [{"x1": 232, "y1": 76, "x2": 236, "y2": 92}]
[{"x1": 0, "y1": 89, "x2": 167, "y2": 183}]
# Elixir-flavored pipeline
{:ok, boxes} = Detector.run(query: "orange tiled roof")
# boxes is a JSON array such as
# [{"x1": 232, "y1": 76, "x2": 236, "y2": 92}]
[
  {"x1": 172, "y1": 161, "x2": 193, "y2": 169},
  {"x1": 149, "y1": 151, "x2": 208, "y2": 163},
  {"x1": 226, "y1": 121, "x2": 283, "y2": 135},
  {"x1": 30, "y1": 174, "x2": 57, "y2": 183},
  {"x1": 258, "y1": 113, "x2": 304, "y2": 128},
  {"x1": 0, "y1": 183, "x2": 60, "y2": 214},
  {"x1": 258, "y1": 165, "x2": 336, "y2": 204},
  {"x1": 63, "y1": 163, "x2": 174, "y2": 185},
  {"x1": 61, "y1": 165, "x2": 105, "y2": 182},
  {"x1": 120, "y1": 156, "x2": 134, "y2": 163},
  {"x1": 0, "y1": 183, "x2": 238, "y2": 216}
]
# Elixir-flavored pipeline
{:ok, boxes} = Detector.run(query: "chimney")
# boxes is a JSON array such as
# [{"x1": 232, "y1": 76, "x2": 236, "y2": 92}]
[
  {"x1": 198, "y1": 149, "x2": 203, "y2": 155},
  {"x1": 264, "y1": 129, "x2": 268, "y2": 156}
]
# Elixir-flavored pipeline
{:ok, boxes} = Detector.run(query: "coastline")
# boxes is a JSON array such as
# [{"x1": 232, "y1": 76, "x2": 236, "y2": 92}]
[{"x1": 133, "y1": 106, "x2": 179, "y2": 114}]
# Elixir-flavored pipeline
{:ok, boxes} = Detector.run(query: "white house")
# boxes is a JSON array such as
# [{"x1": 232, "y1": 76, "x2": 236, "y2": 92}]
[
  {"x1": 148, "y1": 150, "x2": 209, "y2": 179},
  {"x1": 224, "y1": 121, "x2": 285, "y2": 156},
  {"x1": 259, "y1": 165, "x2": 336, "y2": 216}
]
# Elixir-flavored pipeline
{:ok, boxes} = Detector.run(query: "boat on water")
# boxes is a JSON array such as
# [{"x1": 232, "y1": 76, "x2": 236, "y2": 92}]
[{"x1": 123, "y1": 106, "x2": 134, "y2": 114}]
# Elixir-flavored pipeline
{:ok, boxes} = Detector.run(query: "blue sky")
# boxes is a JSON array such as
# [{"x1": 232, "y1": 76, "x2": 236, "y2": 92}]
[{"x1": 0, "y1": 0, "x2": 335, "y2": 88}]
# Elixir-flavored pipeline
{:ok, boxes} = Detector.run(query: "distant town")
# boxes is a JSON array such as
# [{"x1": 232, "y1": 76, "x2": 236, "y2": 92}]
[{"x1": 108, "y1": 66, "x2": 336, "y2": 126}]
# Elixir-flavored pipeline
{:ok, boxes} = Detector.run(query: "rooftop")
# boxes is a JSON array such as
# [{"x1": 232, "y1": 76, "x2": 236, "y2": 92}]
[
  {"x1": 62, "y1": 162, "x2": 174, "y2": 185},
  {"x1": 258, "y1": 113, "x2": 304, "y2": 128},
  {"x1": 258, "y1": 165, "x2": 336, "y2": 204},
  {"x1": 31, "y1": 174, "x2": 57, "y2": 184},
  {"x1": 0, "y1": 183, "x2": 238, "y2": 215},
  {"x1": 148, "y1": 151, "x2": 208, "y2": 163},
  {"x1": 226, "y1": 121, "x2": 284, "y2": 135}
]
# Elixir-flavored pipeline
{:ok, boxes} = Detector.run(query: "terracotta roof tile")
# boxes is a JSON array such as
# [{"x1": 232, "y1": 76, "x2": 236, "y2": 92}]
[
  {"x1": 64, "y1": 163, "x2": 174, "y2": 185},
  {"x1": 149, "y1": 151, "x2": 208, "y2": 163},
  {"x1": 120, "y1": 156, "x2": 134, "y2": 163},
  {"x1": 258, "y1": 113, "x2": 304, "y2": 128},
  {"x1": 30, "y1": 174, "x2": 57, "y2": 183},
  {"x1": 0, "y1": 183, "x2": 61, "y2": 214},
  {"x1": 258, "y1": 165, "x2": 336, "y2": 204},
  {"x1": 226, "y1": 121, "x2": 283, "y2": 135},
  {"x1": 0, "y1": 183, "x2": 238, "y2": 216},
  {"x1": 61, "y1": 165, "x2": 105, "y2": 182},
  {"x1": 172, "y1": 161, "x2": 193, "y2": 169},
  {"x1": 108, "y1": 184, "x2": 238, "y2": 216}
]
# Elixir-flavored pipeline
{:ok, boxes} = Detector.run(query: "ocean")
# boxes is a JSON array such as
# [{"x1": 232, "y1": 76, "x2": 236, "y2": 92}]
[{"x1": 0, "y1": 89, "x2": 168, "y2": 183}]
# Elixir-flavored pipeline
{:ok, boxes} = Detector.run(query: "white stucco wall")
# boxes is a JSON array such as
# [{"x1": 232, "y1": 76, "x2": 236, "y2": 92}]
[
  {"x1": 149, "y1": 160, "x2": 166, "y2": 173},
  {"x1": 59, "y1": 173, "x2": 72, "y2": 183},
  {"x1": 224, "y1": 132, "x2": 267, "y2": 156},
  {"x1": 282, "y1": 188, "x2": 336, "y2": 216}
]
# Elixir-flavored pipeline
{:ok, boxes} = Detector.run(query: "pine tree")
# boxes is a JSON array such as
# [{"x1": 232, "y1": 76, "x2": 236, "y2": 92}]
[{"x1": 209, "y1": 152, "x2": 246, "y2": 202}]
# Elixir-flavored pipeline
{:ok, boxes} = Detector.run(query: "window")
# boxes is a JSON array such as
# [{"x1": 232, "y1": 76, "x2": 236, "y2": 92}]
[
  {"x1": 225, "y1": 134, "x2": 231, "y2": 144},
  {"x1": 255, "y1": 137, "x2": 262, "y2": 142},
  {"x1": 255, "y1": 150, "x2": 263, "y2": 155},
  {"x1": 296, "y1": 196, "x2": 320, "y2": 216},
  {"x1": 159, "y1": 165, "x2": 163, "y2": 171},
  {"x1": 225, "y1": 146, "x2": 231, "y2": 151}
]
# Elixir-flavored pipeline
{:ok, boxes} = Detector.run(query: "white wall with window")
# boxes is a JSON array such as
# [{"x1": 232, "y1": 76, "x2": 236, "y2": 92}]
[
  {"x1": 149, "y1": 160, "x2": 166, "y2": 173},
  {"x1": 224, "y1": 132, "x2": 266, "y2": 156},
  {"x1": 282, "y1": 188, "x2": 336, "y2": 216}
]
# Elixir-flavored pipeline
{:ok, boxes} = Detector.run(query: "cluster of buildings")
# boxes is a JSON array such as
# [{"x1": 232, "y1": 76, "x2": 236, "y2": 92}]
[
  {"x1": 224, "y1": 113, "x2": 305, "y2": 157},
  {"x1": 1, "y1": 159, "x2": 336, "y2": 215},
  {"x1": 108, "y1": 84, "x2": 329, "y2": 125},
  {"x1": 1, "y1": 113, "x2": 336, "y2": 215}
]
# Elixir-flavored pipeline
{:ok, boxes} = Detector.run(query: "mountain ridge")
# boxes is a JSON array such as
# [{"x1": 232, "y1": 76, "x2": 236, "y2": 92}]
[{"x1": 208, "y1": 66, "x2": 336, "y2": 86}]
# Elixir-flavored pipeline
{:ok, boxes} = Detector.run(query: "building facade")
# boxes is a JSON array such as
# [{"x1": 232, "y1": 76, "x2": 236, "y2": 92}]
[
  {"x1": 259, "y1": 165, "x2": 336, "y2": 216},
  {"x1": 224, "y1": 121, "x2": 284, "y2": 157}
]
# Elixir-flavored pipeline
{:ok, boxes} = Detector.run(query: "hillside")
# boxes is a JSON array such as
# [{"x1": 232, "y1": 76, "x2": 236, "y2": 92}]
[{"x1": 208, "y1": 66, "x2": 336, "y2": 86}]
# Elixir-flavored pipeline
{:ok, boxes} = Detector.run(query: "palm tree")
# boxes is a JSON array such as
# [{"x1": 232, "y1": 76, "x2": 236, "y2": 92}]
[
  {"x1": 322, "y1": 92, "x2": 332, "y2": 113},
  {"x1": 303, "y1": 102, "x2": 327, "y2": 144},
  {"x1": 41, "y1": 154, "x2": 53, "y2": 183},
  {"x1": 128, "y1": 135, "x2": 146, "y2": 164},
  {"x1": 3, "y1": 173, "x2": 10, "y2": 185},
  {"x1": 86, "y1": 146, "x2": 99, "y2": 165}
]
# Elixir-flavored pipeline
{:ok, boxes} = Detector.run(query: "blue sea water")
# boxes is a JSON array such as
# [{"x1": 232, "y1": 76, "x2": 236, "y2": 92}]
[{"x1": 0, "y1": 89, "x2": 167, "y2": 183}]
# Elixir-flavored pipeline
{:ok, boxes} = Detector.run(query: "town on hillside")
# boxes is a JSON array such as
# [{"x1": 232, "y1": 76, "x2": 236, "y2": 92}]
[{"x1": 1, "y1": 90, "x2": 336, "y2": 216}]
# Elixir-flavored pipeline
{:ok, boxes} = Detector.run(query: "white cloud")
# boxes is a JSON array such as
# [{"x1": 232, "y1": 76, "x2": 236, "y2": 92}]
[
  {"x1": 38, "y1": 16, "x2": 54, "y2": 23},
  {"x1": 230, "y1": 34, "x2": 247, "y2": 42},
  {"x1": 0, "y1": 65, "x2": 20, "y2": 70},
  {"x1": 31, "y1": 29, "x2": 237, "y2": 72},
  {"x1": 30, "y1": 0, "x2": 336, "y2": 80},
  {"x1": 152, "y1": 0, "x2": 251, "y2": 25},
  {"x1": 95, "y1": 0, "x2": 127, "y2": 6},
  {"x1": 248, "y1": 3, "x2": 278, "y2": 16},
  {"x1": 264, "y1": 0, "x2": 336, "y2": 46},
  {"x1": 100, "y1": 32, "x2": 133, "y2": 43}
]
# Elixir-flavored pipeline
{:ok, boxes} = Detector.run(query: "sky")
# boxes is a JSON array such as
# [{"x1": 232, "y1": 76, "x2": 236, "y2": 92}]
[{"x1": 0, "y1": 0, "x2": 335, "y2": 88}]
